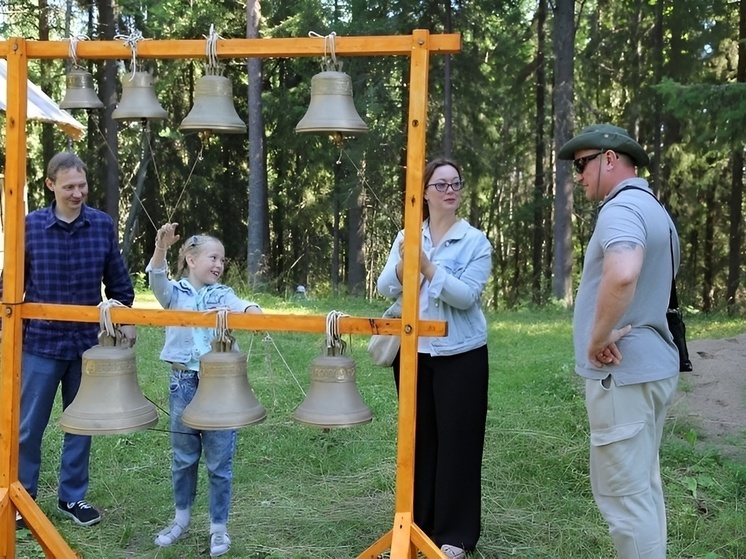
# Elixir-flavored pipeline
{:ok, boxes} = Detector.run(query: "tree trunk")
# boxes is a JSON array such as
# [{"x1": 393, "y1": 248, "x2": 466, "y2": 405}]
[
  {"x1": 246, "y1": 0, "x2": 269, "y2": 287},
  {"x1": 39, "y1": 0, "x2": 55, "y2": 166},
  {"x1": 347, "y1": 164, "x2": 366, "y2": 296},
  {"x1": 726, "y1": 0, "x2": 745, "y2": 313},
  {"x1": 532, "y1": 0, "x2": 547, "y2": 305},
  {"x1": 97, "y1": 0, "x2": 119, "y2": 226},
  {"x1": 443, "y1": 0, "x2": 453, "y2": 158},
  {"x1": 552, "y1": 0, "x2": 575, "y2": 304},
  {"x1": 121, "y1": 130, "x2": 151, "y2": 267}
]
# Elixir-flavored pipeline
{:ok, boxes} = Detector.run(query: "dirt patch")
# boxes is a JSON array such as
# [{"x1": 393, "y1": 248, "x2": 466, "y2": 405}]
[{"x1": 670, "y1": 332, "x2": 746, "y2": 460}]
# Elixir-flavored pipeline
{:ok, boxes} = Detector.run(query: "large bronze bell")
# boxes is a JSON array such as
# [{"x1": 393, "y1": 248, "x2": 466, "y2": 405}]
[
  {"x1": 181, "y1": 339, "x2": 266, "y2": 430},
  {"x1": 295, "y1": 71, "x2": 368, "y2": 136},
  {"x1": 292, "y1": 351, "x2": 372, "y2": 428},
  {"x1": 112, "y1": 70, "x2": 168, "y2": 121},
  {"x1": 180, "y1": 74, "x2": 247, "y2": 134},
  {"x1": 59, "y1": 67, "x2": 104, "y2": 110},
  {"x1": 60, "y1": 331, "x2": 158, "y2": 435}
]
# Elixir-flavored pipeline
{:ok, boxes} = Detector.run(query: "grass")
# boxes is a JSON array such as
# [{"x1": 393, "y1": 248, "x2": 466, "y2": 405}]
[{"x1": 13, "y1": 296, "x2": 746, "y2": 558}]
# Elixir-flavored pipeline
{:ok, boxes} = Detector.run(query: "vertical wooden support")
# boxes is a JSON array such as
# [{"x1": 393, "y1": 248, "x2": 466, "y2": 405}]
[
  {"x1": 358, "y1": 30, "x2": 446, "y2": 559},
  {"x1": 0, "y1": 38, "x2": 79, "y2": 558}
]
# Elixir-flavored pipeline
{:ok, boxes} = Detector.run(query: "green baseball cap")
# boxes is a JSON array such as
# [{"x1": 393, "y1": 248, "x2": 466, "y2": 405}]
[{"x1": 558, "y1": 123, "x2": 649, "y2": 167}]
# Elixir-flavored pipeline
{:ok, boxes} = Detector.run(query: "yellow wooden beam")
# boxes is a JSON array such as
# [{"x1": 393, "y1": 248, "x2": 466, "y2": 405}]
[
  {"x1": 18, "y1": 303, "x2": 447, "y2": 337},
  {"x1": 0, "y1": 38, "x2": 29, "y2": 559},
  {"x1": 0, "y1": 34, "x2": 461, "y2": 60}
]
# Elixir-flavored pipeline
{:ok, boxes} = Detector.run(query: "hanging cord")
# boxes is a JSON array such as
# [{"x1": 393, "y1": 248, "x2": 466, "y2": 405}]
[
  {"x1": 114, "y1": 30, "x2": 149, "y2": 79},
  {"x1": 204, "y1": 24, "x2": 224, "y2": 76},
  {"x1": 308, "y1": 31, "x2": 343, "y2": 72},
  {"x1": 98, "y1": 299, "x2": 129, "y2": 344},
  {"x1": 339, "y1": 148, "x2": 402, "y2": 230},
  {"x1": 213, "y1": 307, "x2": 233, "y2": 345},
  {"x1": 325, "y1": 310, "x2": 349, "y2": 356},
  {"x1": 262, "y1": 332, "x2": 306, "y2": 399},
  {"x1": 67, "y1": 34, "x2": 90, "y2": 69}
]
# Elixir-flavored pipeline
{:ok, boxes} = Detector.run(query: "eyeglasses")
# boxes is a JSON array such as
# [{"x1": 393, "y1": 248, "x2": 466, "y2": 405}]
[
  {"x1": 426, "y1": 179, "x2": 465, "y2": 192},
  {"x1": 573, "y1": 152, "x2": 603, "y2": 174}
]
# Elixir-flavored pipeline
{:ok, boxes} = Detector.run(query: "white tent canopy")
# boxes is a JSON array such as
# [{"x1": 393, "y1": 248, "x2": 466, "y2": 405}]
[{"x1": 0, "y1": 59, "x2": 86, "y2": 140}]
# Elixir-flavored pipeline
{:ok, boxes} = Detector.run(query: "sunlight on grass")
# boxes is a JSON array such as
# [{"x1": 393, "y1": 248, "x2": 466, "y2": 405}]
[{"x1": 14, "y1": 296, "x2": 746, "y2": 558}]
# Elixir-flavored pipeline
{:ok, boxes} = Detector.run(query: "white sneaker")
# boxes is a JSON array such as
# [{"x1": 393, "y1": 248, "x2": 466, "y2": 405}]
[
  {"x1": 210, "y1": 531, "x2": 231, "y2": 557},
  {"x1": 441, "y1": 544, "x2": 466, "y2": 559},
  {"x1": 154, "y1": 520, "x2": 188, "y2": 547}
]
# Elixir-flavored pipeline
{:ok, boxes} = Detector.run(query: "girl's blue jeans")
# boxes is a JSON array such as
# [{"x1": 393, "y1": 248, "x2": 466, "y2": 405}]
[{"x1": 169, "y1": 369, "x2": 236, "y2": 525}]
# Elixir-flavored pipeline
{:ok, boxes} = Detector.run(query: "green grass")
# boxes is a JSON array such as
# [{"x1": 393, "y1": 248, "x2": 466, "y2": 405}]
[{"x1": 13, "y1": 297, "x2": 746, "y2": 558}]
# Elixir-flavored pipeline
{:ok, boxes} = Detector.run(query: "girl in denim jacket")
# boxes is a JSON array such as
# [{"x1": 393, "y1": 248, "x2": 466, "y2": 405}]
[{"x1": 146, "y1": 223, "x2": 262, "y2": 557}]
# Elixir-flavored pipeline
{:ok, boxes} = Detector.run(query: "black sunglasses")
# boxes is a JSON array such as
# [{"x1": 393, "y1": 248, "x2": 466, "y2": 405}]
[{"x1": 573, "y1": 151, "x2": 604, "y2": 174}]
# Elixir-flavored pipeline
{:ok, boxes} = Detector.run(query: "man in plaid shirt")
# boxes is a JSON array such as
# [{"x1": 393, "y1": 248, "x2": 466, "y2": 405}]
[{"x1": 10, "y1": 152, "x2": 135, "y2": 529}]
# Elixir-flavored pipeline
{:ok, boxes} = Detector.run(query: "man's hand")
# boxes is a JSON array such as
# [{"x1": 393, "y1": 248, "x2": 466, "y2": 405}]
[
  {"x1": 588, "y1": 324, "x2": 632, "y2": 367},
  {"x1": 119, "y1": 325, "x2": 137, "y2": 347}
]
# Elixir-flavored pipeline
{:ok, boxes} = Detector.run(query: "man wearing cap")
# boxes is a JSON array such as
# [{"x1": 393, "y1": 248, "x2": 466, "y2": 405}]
[{"x1": 558, "y1": 124, "x2": 681, "y2": 558}]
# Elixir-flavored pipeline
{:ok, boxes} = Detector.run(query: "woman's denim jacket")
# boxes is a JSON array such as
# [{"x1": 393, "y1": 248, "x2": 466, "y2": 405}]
[
  {"x1": 377, "y1": 219, "x2": 492, "y2": 356},
  {"x1": 146, "y1": 262, "x2": 259, "y2": 369}
]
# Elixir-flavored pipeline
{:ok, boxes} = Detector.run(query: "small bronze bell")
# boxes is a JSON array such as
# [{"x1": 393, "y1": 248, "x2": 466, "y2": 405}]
[
  {"x1": 180, "y1": 74, "x2": 247, "y2": 134},
  {"x1": 295, "y1": 71, "x2": 368, "y2": 137},
  {"x1": 181, "y1": 339, "x2": 266, "y2": 430},
  {"x1": 60, "y1": 331, "x2": 158, "y2": 435},
  {"x1": 112, "y1": 70, "x2": 168, "y2": 121},
  {"x1": 59, "y1": 67, "x2": 104, "y2": 110},
  {"x1": 292, "y1": 349, "x2": 372, "y2": 428}
]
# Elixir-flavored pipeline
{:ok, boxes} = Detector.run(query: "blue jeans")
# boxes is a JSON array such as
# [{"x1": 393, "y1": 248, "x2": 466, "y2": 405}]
[
  {"x1": 19, "y1": 351, "x2": 91, "y2": 502},
  {"x1": 169, "y1": 369, "x2": 236, "y2": 525}
]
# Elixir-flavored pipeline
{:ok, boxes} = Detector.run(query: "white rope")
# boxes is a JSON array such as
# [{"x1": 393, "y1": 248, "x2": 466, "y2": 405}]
[
  {"x1": 325, "y1": 310, "x2": 349, "y2": 355},
  {"x1": 308, "y1": 31, "x2": 342, "y2": 72},
  {"x1": 67, "y1": 34, "x2": 90, "y2": 68},
  {"x1": 114, "y1": 30, "x2": 149, "y2": 79},
  {"x1": 98, "y1": 299, "x2": 128, "y2": 338},
  {"x1": 213, "y1": 307, "x2": 232, "y2": 344},
  {"x1": 204, "y1": 24, "x2": 224, "y2": 76}
]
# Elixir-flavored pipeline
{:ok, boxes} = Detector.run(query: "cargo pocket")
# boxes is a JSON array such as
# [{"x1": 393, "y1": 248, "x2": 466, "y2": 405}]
[{"x1": 590, "y1": 421, "x2": 646, "y2": 496}]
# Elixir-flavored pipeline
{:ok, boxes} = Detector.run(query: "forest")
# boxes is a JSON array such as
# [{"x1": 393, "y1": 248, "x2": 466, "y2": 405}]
[{"x1": 0, "y1": 0, "x2": 744, "y2": 313}]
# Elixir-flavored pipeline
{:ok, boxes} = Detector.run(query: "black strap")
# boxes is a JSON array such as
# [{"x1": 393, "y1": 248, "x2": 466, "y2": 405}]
[{"x1": 603, "y1": 185, "x2": 679, "y2": 311}]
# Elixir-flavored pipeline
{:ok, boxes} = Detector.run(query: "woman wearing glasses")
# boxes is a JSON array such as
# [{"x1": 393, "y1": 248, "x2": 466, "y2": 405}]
[{"x1": 377, "y1": 157, "x2": 493, "y2": 559}]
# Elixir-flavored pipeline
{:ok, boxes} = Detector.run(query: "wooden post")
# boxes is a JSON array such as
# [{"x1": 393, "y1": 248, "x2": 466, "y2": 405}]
[
  {"x1": 0, "y1": 32, "x2": 460, "y2": 558},
  {"x1": 358, "y1": 29, "x2": 446, "y2": 559}
]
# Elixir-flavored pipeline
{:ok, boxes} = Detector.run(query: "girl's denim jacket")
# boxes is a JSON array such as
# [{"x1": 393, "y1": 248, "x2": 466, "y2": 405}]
[
  {"x1": 146, "y1": 262, "x2": 259, "y2": 369},
  {"x1": 377, "y1": 219, "x2": 492, "y2": 356}
]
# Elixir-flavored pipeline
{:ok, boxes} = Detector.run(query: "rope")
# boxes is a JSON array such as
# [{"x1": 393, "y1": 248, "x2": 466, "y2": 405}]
[
  {"x1": 114, "y1": 30, "x2": 149, "y2": 79},
  {"x1": 308, "y1": 31, "x2": 342, "y2": 72},
  {"x1": 325, "y1": 310, "x2": 348, "y2": 356},
  {"x1": 67, "y1": 34, "x2": 90, "y2": 68},
  {"x1": 204, "y1": 24, "x2": 224, "y2": 76},
  {"x1": 98, "y1": 299, "x2": 128, "y2": 338},
  {"x1": 262, "y1": 332, "x2": 306, "y2": 397},
  {"x1": 213, "y1": 307, "x2": 233, "y2": 344}
]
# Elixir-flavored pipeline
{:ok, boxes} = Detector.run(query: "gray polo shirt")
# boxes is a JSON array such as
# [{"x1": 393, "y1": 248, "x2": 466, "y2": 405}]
[{"x1": 573, "y1": 178, "x2": 680, "y2": 385}]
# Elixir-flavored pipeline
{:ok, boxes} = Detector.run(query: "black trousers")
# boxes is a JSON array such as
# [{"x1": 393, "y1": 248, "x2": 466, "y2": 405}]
[{"x1": 393, "y1": 345, "x2": 489, "y2": 550}]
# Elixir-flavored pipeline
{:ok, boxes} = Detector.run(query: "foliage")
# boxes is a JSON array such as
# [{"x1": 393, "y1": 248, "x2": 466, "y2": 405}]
[{"x1": 0, "y1": 0, "x2": 743, "y2": 311}]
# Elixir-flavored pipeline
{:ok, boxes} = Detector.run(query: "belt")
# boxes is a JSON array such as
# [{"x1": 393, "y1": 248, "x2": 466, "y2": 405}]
[{"x1": 169, "y1": 362, "x2": 197, "y2": 373}]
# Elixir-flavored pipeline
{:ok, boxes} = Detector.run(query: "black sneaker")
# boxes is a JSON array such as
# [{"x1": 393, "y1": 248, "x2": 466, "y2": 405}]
[
  {"x1": 57, "y1": 499, "x2": 101, "y2": 526},
  {"x1": 15, "y1": 511, "x2": 27, "y2": 530}
]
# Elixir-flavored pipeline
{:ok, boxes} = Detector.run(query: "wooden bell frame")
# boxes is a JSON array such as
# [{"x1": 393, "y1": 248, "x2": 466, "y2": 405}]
[{"x1": 0, "y1": 30, "x2": 459, "y2": 558}]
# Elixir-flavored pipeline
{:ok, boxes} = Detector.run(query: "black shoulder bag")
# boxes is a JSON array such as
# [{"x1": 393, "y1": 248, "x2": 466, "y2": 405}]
[{"x1": 606, "y1": 186, "x2": 693, "y2": 372}]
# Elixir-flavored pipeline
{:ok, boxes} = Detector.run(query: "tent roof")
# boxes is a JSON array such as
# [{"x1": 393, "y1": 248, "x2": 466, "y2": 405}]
[{"x1": 0, "y1": 60, "x2": 86, "y2": 140}]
